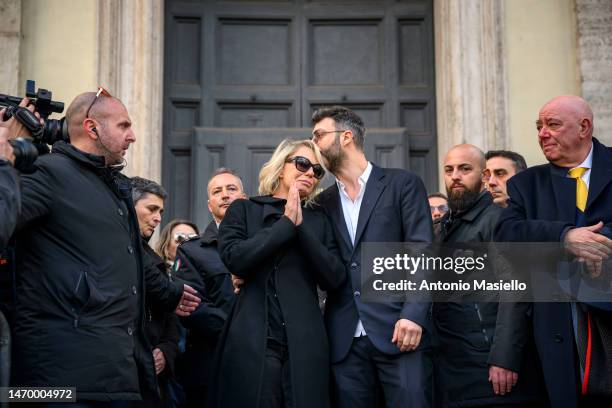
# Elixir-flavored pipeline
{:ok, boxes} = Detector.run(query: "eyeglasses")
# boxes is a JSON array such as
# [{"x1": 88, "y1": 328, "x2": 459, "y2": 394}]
[
  {"x1": 311, "y1": 129, "x2": 346, "y2": 142},
  {"x1": 174, "y1": 232, "x2": 199, "y2": 244},
  {"x1": 430, "y1": 204, "x2": 449, "y2": 213},
  {"x1": 285, "y1": 156, "x2": 325, "y2": 179},
  {"x1": 85, "y1": 86, "x2": 112, "y2": 118}
]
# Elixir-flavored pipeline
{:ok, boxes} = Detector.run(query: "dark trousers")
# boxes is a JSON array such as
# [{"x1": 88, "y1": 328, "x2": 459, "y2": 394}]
[
  {"x1": 260, "y1": 341, "x2": 293, "y2": 408},
  {"x1": 332, "y1": 336, "x2": 432, "y2": 408}
]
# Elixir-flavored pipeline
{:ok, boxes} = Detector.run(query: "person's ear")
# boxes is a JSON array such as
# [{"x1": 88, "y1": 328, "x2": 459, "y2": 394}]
[{"x1": 83, "y1": 118, "x2": 98, "y2": 139}]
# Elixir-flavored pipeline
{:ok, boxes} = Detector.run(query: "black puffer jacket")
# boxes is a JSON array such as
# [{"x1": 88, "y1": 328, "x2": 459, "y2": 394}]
[{"x1": 12, "y1": 142, "x2": 182, "y2": 401}]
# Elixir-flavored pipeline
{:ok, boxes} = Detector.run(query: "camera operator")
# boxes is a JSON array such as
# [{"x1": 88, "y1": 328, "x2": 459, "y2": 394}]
[{"x1": 10, "y1": 90, "x2": 200, "y2": 406}]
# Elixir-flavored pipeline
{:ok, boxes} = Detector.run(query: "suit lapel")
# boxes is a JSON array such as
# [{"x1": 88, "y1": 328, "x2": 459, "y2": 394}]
[
  {"x1": 550, "y1": 164, "x2": 578, "y2": 223},
  {"x1": 353, "y1": 166, "x2": 386, "y2": 249},
  {"x1": 586, "y1": 139, "x2": 612, "y2": 210},
  {"x1": 320, "y1": 185, "x2": 352, "y2": 252}
]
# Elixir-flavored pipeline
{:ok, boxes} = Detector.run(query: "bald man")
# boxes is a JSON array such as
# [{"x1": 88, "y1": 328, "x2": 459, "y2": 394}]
[
  {"x1": 434, "y1": 144, "x2": 545, "y2": 407},
  {"x1": 496, "y1": 95, "x2": 612, "y2": 407},
  {"x1": 11, "y1": 90, "x2": 199, "y2": 405}
]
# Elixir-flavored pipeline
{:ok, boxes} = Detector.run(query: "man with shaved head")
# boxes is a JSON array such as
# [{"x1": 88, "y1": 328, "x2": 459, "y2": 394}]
[
  {"x1": 496, "y1": 96, "x2": 612, "y2": 407},
  {"x1": 434, "y1": 144, "x2": 545, "y2": 407},
  {"x1": 10, "y1": 90, "x2": 200, "y2": 406}
]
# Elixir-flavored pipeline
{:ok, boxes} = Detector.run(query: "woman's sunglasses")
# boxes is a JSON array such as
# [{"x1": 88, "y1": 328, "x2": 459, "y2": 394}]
[{"x1": 285, "y1": 156, "x2": 325, "y2": 179}]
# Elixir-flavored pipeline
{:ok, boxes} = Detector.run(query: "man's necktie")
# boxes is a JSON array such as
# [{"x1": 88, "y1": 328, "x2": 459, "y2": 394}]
[
  {"x1": 568, "y1": 167, "x2": 588, "y2": 211},
  {"x1": 568, "y1": 166, "x2": 594, "y2": 395}
]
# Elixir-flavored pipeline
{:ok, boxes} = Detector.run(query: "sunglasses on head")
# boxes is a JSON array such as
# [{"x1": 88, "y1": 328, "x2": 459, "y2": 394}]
[
  {"x1": 285, "y1": 156, "x2": 325, "y2": 179},
  {"x1": 174, "y1": 232, "x2": 198, "y2": 244},
  {"x1": 85, "y1": 86, "x2": 112, "y2": 118}
]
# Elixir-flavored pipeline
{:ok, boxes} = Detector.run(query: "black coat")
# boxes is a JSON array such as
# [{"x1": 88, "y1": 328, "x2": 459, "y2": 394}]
[
  {"x1": 12, "y1": 142, "x2": 182, "y2": 401},
  {"x1": 495, "y1": 138, "x2": 612, "y2": 408},
  {"x1": 0, "y1": 160, "x2": 19, "y2": 250},
  {"x1": 142, "y1": 241, "x2": 180, "y2": 407},
  {"x1": 434, "y1": 191, "x2": 546, "y2": 407},
  {"x1": 174, "y1": 221, "x2": 235, "y2": 389},
  {"x1": 213, "y1": 196, "x2": 345, "y2": 408}
]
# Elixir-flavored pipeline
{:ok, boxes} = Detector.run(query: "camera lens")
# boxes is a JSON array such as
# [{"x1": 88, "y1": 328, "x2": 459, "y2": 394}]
[{"x1": 9, "y1": 138, "x2": 39, "y2": 173}]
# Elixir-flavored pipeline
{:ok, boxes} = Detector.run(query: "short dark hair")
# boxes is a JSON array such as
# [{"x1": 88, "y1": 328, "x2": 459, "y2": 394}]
[
  {"x1": 428, "y1": 192, "x2": 448, "y2": 201},
  {"x1": 485, "y1": 150, "x2": 527, "y2": 172},
  {"x1": 131, "y1": 177, "x2": 168, "y2": 204},
  {"x1": 311, "y1": 106, "x2": 366, "y2": 151},
  {"x1": 207, "y1": 167, "x2": 244, "y2": 194}
]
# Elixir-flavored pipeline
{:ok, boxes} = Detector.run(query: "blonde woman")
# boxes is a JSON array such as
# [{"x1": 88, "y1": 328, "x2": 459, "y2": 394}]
[{"x1": 213, "y1": 139, "x2": 345, "y2": 408}]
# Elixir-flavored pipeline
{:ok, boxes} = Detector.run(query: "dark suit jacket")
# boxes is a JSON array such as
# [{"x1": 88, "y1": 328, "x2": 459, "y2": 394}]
[
  {"x1": 495, "y1": 138, "x2": 612, "y2": 408},
  {"x1": 316, "y1": 165, "x2": 433, "y2": 362}
]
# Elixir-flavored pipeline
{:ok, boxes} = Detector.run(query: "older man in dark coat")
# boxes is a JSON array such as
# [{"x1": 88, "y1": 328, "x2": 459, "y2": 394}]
[{"x1": 496, "y1": 95, "x2": 612, "y2": 408}]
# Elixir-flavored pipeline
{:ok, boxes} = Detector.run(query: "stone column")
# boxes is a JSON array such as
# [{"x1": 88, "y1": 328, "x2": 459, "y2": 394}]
[
  {"x1": 0, "y1": 0, "x2": 21, "y2": 95},
  {"x1": 575, "y1": 0, "x2": 612, "y2": 146},
  {"x1": 96, "y1": 0, "x2": 165, "y2": 181},
  {"x1": 434, "y1": 0, "x2": 509, "y2": 168}
]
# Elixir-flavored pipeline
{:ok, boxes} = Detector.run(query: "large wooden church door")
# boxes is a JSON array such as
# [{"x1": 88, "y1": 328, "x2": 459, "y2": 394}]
[{"x1": 163, "y1": 0, "x2": 436, "y2": 226}]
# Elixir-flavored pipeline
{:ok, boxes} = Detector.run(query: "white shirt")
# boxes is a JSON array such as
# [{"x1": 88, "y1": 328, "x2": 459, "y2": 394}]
[
  {"x1": 336, "y1": 162, "x2": 373, "y2": 337},
  {"x1": 568, "y1": 142, "x2": 593, "y2": 189}
]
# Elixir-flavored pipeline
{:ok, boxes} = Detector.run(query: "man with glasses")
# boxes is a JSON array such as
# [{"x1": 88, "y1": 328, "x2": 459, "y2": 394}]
[
  {"x1": 174, "y1": 167, "x2": 246, "y2": 407},
  {"x1": 10, "y1": 90, "x2": 200, "y2": 406},
  {"x1": 312, "y1": 106, "x2": 433, "y2": 408}
]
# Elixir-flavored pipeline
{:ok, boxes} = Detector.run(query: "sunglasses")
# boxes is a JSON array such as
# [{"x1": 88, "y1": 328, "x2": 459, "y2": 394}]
[
  {"x1": 285, "y1": 156, "x2": 325, "y2": 179},
  {"x1": 174, "y1": 232, "x2": 199, "y2": 244},
  {"x1": 85, "y1": 86, "x2": 112, "y2": 118},
  {"x1": 430, "y1": 204, "x2": 449, "y2": 213}
]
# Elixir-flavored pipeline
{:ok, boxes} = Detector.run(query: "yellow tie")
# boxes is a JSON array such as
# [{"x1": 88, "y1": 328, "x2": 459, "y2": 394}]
[{"x1": 568, "y1": 167, "x2": 588, "y2": 211}]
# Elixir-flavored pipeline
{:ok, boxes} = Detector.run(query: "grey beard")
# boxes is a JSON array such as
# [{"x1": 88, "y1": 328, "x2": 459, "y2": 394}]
[{"x1": 447, "y1": 188, "x2": 481, "y2": 213}]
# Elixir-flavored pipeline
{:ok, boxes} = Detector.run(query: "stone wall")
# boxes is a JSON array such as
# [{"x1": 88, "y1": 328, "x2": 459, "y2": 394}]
[
  {"x1": 576, "y1": 0, "x2": 612, "y2": 145},
  {"x1": 0, "y1": 0, "x2": 20, "y2": 95}
]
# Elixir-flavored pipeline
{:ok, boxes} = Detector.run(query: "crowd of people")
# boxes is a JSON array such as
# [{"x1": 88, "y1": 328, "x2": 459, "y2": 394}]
[{"x1": 0, "y1": 91, "x2": 610, "y2": 408}]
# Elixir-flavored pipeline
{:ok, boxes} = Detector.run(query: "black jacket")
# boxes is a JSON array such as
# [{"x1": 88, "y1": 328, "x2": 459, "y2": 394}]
[
  {"x1": 434, "y1": 191, "x2": 545, "y2": 407},
  {"x1": 12, "y1": 142, "x2": 181, "y2": 401},
  {"x1": 174, "y1": 221, "x2": 235, "y2": 390},
  {"x1": 142, "y1": 241, "x2": 180, "y2": 407},
  {"x1": 212, "y1": 196, "x2": 345, "y2": 408},
  {"x1": 0, "y1": 160, "x2": 19, "y2": 250}
]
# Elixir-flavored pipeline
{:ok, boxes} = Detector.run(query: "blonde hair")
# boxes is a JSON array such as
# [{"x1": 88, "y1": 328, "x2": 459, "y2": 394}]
[{"x1": 258, "y1": 139, "x2": 325, "y2": 202}]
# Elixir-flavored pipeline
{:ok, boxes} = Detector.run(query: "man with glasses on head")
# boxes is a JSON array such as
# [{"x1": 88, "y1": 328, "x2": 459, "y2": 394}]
[
  {"x1": 174, "y1": 167, "x2": 246, "y2": 407},
  {"x1": 10, "y1": 89, "x2": 199, "y2": 406},
  {"x1": 312, "y1": 106, "x2": 433, "y2": 408}
]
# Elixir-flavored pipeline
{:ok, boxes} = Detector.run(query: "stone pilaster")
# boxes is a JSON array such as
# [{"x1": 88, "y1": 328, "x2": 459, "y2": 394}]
[
  {"x1": 434, "y1": 0, "x2": 509, "y2": 175},
  {"x1": 575, "y1": 0, "x2": 612, "y2": 146},
  {"x1": 96, "y1": 0, "x2": 165, "y2": 181},
  {"x1": 0, "y1": 0, "x2": 21, "y2": 95}
]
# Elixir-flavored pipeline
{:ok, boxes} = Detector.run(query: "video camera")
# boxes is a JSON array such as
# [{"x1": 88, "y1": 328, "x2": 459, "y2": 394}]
[{"x1": 0, "y1": 80, "x2": 69, "y2": 172}]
